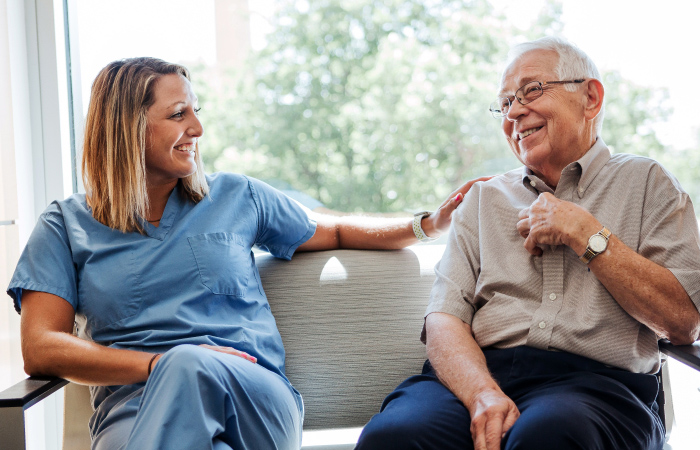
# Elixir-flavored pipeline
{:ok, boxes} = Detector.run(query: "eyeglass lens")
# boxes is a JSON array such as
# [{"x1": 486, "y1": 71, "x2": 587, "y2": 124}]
[{"x1": 491, "y1": 81, "x2": 544, "y2": 117}]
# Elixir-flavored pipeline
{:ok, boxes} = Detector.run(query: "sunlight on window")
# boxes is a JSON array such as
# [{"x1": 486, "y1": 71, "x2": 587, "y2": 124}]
[{"x1": 74, "y1": 0, "x2": 700, "y2": 217}]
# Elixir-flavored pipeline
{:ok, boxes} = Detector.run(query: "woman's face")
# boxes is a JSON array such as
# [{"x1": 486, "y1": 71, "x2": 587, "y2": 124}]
[{"x1": 144, "y1": 73, "x2": 203, "y2": 187}]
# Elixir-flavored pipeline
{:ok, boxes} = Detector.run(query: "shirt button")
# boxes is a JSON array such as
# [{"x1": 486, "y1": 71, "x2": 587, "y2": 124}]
[
  {"x1": 530, "y1": 180, "x2": 537, "y2": 187},
  {"x1": 539, "y1": 321, "x2": 546, "y2": 329},
  {"x1": 578, "y1": 187, "x2": 584, "y2": 194},
  {"x1": 549, "y1": 293, "x2": 557, "y2": 301}
]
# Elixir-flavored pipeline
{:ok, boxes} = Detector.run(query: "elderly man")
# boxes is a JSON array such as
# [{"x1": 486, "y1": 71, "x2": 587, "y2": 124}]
[{"x1": 355, "y1": 37, "x2": 700, "y2": 450}]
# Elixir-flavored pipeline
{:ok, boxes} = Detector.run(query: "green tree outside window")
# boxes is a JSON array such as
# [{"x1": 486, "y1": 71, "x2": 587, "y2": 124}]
[{"x1": 192, "y1": 0, "x2": 676, "y2": 214}]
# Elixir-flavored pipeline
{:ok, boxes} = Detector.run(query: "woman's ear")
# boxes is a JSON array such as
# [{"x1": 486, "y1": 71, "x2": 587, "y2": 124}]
[{"x1": 584, "y1": 78, "x2": 604, "y2": 121}]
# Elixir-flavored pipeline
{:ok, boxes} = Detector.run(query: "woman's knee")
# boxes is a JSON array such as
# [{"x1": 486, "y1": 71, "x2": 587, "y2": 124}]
[{"x1": 150, "y1": 344, "x2": 216, "y2": 383}]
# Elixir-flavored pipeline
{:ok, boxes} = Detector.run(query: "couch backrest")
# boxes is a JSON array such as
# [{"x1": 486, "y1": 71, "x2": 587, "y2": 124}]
[{"x1": 257, "y1": 245, "x2": 444, "y2": 430}]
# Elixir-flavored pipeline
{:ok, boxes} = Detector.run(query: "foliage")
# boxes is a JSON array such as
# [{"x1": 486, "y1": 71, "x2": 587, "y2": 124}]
[
  {"x1": 602, "y1": 71, "x2": 670, "y2": 159},
  {"x1": 192, "y1": 0, "x2": 678, "y2": 213}
]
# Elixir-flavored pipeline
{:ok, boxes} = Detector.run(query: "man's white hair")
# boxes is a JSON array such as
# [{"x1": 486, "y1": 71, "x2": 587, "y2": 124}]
[{"x1": 506, "y1": 37, "x2": 604, "y2": 135}]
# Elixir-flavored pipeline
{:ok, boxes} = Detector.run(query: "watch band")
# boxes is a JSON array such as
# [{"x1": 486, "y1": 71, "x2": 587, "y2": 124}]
[
  {"x1": 413, "y1": 211, "x2": 436, "y2": 242},
  {"x1": 579, "y1": 226, "x2": 611, "y2": 264}
]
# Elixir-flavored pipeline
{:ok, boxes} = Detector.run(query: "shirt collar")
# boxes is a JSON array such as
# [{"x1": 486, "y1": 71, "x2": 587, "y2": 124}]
[
  {"x1": 575, "y1": 137, "x2": 611, "y2": 197},
  {"x1": 143, "y1": 185, "x2": 185, "y2": 240},
  {"x1": 521, "y1": 137, "x2": 611, "y2": 197}
]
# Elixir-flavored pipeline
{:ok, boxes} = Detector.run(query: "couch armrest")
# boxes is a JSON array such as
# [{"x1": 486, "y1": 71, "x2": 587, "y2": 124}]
[
  {"x1": 0, "y1": 376, "x2": 68, "y2": 450},
  {"x1": 659, "y1": 339, "x2": 700, "y2": 371},
  {"x1": 0, "y1": 376, "x2": 68, "y2": 409}
]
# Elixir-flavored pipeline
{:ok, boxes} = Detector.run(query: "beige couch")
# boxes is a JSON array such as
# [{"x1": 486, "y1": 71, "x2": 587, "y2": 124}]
[{"x1": 0, "y1": 245, "x2": 696, "y2": 449}]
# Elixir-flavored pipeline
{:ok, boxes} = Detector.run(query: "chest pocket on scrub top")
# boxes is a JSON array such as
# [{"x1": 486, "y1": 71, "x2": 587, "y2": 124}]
[{"x1": 188, "y1": 232, "x2": 251, "y2": 296}]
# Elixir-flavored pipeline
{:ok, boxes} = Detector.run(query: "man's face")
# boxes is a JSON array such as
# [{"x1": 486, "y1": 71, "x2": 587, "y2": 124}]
[{"x1": 499, "y1": 50, "x2": 588, "y2": 183}]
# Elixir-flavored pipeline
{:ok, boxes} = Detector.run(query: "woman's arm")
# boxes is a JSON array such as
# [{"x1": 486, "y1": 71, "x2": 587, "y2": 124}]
[
  {"x1": 297, "y1": 176, "x2": 492, "y2": 252},
  {"x1": 21, "y1": 290, "x2": 258, "y2": 385},
  {"x1": 21, "y1": 290, "x2": 160, "y2": 385}
]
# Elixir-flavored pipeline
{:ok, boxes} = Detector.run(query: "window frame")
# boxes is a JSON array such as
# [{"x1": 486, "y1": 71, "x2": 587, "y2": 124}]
[{"x1": 1, "y1": 0, "x2": 79, "y2": 448}]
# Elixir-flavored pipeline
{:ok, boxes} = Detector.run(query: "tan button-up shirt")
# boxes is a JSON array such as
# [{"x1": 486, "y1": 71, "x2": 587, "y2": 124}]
[{"x1": 424, "y1": 139, "x2": 700, "y2": 373}]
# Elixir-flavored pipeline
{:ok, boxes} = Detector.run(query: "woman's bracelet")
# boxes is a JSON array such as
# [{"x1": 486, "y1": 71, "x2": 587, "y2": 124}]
[{"x1": 147, "y1": 353, "x2": 161, "y2": 376}]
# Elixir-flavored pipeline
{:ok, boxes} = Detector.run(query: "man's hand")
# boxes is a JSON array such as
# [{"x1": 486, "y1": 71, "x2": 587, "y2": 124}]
[
  {"x1": 423, "y1": 176, "x2": 495, "y2": 237},
  {"x1": 426, "y1": 313, "x2": 519, "y2": 450},
  {"x1": 517, "y1": 192, "x2": 599, "y2": 256},
  {"x1": 468, "y1": 389, "x2": 520, "y2": 450}
]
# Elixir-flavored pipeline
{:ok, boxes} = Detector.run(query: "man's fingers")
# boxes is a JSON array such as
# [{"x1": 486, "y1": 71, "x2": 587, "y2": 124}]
[
  {"x1": 484, "y1": 417, "x2": 504, "y2": 450},
  {"x1": 502, "y1": 408, "x2": 520, "y2": 435},
  {"x1": 471, "y1": 420, "x2": 488, "y2": 450},
  {"x1": 523, "y1": 236, "x2": 542, "y2": 256},
  {"x1": 469, "y1": 390, "x2": 517, "y2": 450},
  {"x1": 516, "y1": 218, "x2": 530, "y2": 238},
  {"x1": 472, "y1": 411, "x2": 509, "y2": 450}
]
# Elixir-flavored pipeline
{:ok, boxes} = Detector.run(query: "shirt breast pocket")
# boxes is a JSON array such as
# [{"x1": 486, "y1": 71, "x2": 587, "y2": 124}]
[{"x1": 188, "y1": 232, "x2": 251, "y2": 297}]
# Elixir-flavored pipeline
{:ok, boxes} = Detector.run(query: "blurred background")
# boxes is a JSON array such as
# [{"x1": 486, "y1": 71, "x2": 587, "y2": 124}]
[{"x1": 75, "y1": 0, "x2": 699, "y2": 215}]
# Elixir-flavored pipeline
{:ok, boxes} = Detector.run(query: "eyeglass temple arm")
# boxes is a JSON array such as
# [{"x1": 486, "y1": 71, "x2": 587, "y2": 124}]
[{"x1": 544, "y1": 79, "x2": 586, "y2": 85}]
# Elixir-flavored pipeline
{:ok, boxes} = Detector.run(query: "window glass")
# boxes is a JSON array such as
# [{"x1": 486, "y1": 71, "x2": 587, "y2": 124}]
[{"x1": 75, "y1": 0, "x2": 700, "y2": 215}]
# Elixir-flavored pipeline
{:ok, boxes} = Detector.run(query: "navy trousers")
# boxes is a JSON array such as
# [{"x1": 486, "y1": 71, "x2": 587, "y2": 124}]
[{"x1": 356, "y1": 346, "x2": 664, "y2": 450}]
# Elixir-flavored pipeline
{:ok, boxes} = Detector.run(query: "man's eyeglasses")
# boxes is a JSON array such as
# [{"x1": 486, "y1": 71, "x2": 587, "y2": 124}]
[{"x1": 489, "y1": 79, "x2": 585, "y2": 118}]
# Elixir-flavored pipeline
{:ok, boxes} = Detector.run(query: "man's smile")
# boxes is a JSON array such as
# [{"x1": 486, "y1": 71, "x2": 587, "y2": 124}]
[{"x1": 516, "y1": 126, "x2": 543, "y2": 141}]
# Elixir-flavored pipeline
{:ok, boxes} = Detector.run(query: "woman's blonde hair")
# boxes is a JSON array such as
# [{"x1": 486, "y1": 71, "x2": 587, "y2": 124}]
[{"x1": 82, "y1": 57, "x2": 209, "y2": 233}]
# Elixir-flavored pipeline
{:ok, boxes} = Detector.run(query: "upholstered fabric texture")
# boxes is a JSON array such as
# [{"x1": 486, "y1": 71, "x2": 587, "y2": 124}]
[{"x1": 258, "y1": 246, "x2": 444, "y2": 430}]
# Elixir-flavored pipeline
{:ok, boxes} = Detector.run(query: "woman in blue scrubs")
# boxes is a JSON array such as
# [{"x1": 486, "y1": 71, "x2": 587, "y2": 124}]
[{"x1": 7, "y1": 57, "x2": 486, "y2": 450}]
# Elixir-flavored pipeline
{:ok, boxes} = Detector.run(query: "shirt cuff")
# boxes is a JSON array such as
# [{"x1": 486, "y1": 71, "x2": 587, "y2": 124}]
[{"x1": 420, "y1": 300, "x2": 475, "y2": 343}]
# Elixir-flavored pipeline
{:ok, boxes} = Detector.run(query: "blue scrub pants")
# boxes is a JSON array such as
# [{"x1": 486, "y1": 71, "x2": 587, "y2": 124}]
[
  {"x1": 91, "y1": 345, "x2": 303, "y2": 450},
  {"x1": 356, "y1": 346, "x2": 664, "y2": 450}
]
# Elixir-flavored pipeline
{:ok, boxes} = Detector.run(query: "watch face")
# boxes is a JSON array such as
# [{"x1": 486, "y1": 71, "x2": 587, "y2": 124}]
[{"x1": 589, "y1": 234, "x2": 607, "y2": 253}]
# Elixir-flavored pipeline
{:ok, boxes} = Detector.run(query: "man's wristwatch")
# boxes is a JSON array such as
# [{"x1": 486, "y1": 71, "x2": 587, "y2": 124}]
[
  {"x1": 579, "y1": 226, "x2": 611, "y2": 264},
  {"x1": 413, "y1": 211, "x2": 437, "y2": 242}
]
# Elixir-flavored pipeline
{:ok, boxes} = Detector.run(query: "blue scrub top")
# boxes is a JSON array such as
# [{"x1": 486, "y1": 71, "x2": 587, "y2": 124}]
[{"x1": 7, "y1": 173, "x2": 317, "y2": 379}]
